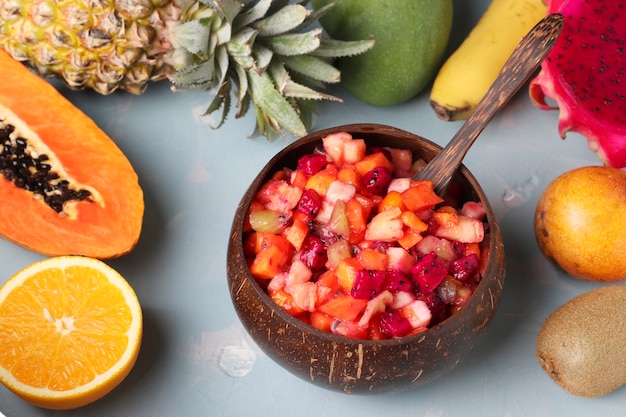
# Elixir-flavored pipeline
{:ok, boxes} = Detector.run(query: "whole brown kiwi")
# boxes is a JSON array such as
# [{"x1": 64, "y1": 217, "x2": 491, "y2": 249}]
[
  {"x1": 534, "y1": 166, "x2": 626, "y2": 281},
  {"x1": 536, "y1": 286, "x2": 626, "y2": 397}
]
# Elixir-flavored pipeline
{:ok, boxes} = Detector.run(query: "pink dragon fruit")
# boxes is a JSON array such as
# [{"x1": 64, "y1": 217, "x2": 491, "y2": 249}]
[{"x1": 529, "y1": 0, "x2": 626, "y2": 168}]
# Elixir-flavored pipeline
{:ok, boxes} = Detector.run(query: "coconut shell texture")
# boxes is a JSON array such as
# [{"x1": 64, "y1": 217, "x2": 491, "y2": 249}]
[{"x1": 227, "y1": 124, "x2": 506, "y2": 394}]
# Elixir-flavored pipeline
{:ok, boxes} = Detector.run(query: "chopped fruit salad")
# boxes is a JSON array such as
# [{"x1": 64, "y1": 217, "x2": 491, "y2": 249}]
[{"x1": 243, "y1": 132, "x2": 488, "y2": 340}]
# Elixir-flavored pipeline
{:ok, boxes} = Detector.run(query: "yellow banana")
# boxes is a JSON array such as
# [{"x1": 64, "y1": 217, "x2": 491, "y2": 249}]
[{"x1": 429, "y1": 0, "x2": 547, "y2": 121}]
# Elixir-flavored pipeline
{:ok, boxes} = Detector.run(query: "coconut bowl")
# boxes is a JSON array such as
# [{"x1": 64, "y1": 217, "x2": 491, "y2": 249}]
[{"x1": 227, "y1": 123, "x2": 505, "y2": 394}]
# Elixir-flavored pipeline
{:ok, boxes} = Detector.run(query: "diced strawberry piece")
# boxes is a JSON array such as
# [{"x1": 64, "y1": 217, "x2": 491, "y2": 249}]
[
  {"x1": 299, "y1": 234, "x2": 327, "y2": 270},
  {"x1": 379, "y1": 309, "x2": 413, "y2": 338},
  {"x1": 297, "y1": 188, "x2": 323, "y2": 217},
  {"x1": 381, "y1": 270, "x2": 414, "y2": 293},
  {"x1": 322, "y1": 131, "x2": 352, "y2": 165},
  {"x1": 361, "y1": 166, "x2": 393, "y2": 196},
  {"x1": 297, "y1": 153, "x2": 328, "y2": 176},
  {"x1": 449, "y1": 253, "x2": 480, "y2": 281},
  {"x1": 411, "y1": 252, "x2": 447, "y2": 294},
  {"x1": 351, "y1": 269, "x2": 386, "y2": 300},
  {"x1": 435, "y1": 215, "x2": 484, "y2": 243}
]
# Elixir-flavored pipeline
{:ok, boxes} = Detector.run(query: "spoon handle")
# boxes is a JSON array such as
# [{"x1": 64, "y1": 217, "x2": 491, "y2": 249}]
[{"x1": 415, "y1": 13, "x2": 564, "y2": 196}]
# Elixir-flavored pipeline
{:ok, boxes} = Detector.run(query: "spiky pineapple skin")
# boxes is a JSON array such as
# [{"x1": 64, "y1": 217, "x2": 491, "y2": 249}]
[
  {"x1": 0, "y1": 0, "x2": 186, "y2": 94},
  {"x1": 0, "y1": 0, "x2": 375, "y2": 138}
]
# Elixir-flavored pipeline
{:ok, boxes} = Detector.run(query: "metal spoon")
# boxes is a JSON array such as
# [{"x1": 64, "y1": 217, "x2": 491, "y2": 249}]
[{"x1": 414, "y1": 13, "x2": 564, "y2": 195}]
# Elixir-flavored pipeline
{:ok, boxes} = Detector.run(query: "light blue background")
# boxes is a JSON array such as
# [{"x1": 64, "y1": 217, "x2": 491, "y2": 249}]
[{"x1": 1, "y1": 0, "x2": 625, "y2": 415}]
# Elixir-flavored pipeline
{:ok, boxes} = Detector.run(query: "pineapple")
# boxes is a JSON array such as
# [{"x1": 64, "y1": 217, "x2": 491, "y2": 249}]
[{"x1": 0, "y1": 0, "x2": 373, "y2": 139}]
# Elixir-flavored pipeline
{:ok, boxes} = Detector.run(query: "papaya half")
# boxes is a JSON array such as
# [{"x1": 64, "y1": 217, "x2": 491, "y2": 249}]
[{"x1": 0, "y1": 50, "x2": 144, "y2": 258}]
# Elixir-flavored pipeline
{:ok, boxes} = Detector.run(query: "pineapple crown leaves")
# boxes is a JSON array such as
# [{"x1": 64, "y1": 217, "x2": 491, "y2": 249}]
[{"x1": 168, "y1": 0, "x2": 374, "y2": 140}]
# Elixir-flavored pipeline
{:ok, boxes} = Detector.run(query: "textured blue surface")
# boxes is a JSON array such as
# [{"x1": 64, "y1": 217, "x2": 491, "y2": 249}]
[{"x1": 1, "y1": 0, "x2": 625, "y2": 415}]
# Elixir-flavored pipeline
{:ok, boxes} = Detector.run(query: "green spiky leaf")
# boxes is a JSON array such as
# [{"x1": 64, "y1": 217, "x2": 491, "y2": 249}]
[
  {"x1": 170, "y1": 0, "x2": 375, "y2": 139},
  {"x1": 312, "y1": 38, "x2": 376, "y2": 58},
  {"x1": 254, "y1": 4, "x2": 309, "y2": 36},
  {"x1": 283, "y1": 55, "x2": 340, "y2": 83},
  {"x1": 227, "y1": 27, "x2": 257, "y2": 57},
  {"x1": 233, "y1": 0, "x2": 272, "y2": 31},
  {"x1": 263, "y1": 28, "x2": 322, "y2": 56},
  {"x1": 248, "y1": 69, "x2": 307, "y2": 138}
]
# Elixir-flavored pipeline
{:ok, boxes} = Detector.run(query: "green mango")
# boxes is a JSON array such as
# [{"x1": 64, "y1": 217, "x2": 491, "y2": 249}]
[{"x1": 312, "y1": 0, "x2": 453, "y2": 106}]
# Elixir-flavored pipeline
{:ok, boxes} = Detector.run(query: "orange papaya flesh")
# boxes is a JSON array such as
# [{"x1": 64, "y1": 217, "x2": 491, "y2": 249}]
[{"x1": 0, "y1": 50, "x2": 144, "y2": 258}]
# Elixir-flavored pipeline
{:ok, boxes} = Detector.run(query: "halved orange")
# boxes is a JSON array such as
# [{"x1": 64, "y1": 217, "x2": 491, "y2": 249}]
[{"x1": 0, "y1": 256, "x2": 142, "y2": 410}]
